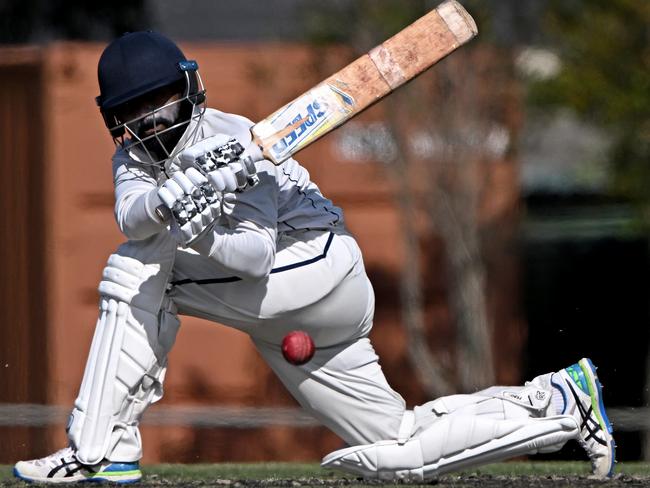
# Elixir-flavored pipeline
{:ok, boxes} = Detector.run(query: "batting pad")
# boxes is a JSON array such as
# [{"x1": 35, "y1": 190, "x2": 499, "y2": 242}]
[
  {"x1": 322, "y1": 414, "x2": 579, "y2": 481},
  {"x1": 68, "y1": 249, "x2": 179, "y2": 465}
]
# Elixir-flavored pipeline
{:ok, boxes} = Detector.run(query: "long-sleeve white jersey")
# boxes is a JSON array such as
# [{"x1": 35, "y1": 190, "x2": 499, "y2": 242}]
[{"x1": 111, "y1": 108, "x2": 345, "y2": 280}]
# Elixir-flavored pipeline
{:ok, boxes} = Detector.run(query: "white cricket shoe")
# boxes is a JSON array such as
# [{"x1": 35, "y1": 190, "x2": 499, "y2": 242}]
[
  {"x1": 13, "y1": 447, "x2": 142, "y2": 484},
  {"x1": 552, "y1": 358, "x2": 616, "y2": 478}
]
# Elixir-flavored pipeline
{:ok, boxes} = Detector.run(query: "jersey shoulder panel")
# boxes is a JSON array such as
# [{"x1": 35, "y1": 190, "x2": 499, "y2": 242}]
[
  {"x1": 111, "y1": 146, "x2": 158, "y2": 183},
  {"x1": 199, "y1": 108, "x2": 254, "y2": 144}
]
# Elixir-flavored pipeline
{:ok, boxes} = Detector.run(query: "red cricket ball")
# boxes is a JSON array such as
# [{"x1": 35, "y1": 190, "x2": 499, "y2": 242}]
[{"x1": 281, "y1": 331, "x2": 315, "y2": 365}]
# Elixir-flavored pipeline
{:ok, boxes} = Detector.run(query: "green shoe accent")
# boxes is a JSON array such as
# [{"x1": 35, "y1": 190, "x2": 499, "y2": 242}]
[
  {"x1": 88, "y1": 469, "x2": 142, "y2": 479},
  {"x1": 565, "y1": 363, "x2": 589, "y2": 394},
  {"x1": 578, "y1": 359, "x2": 608, "y2": 434}
]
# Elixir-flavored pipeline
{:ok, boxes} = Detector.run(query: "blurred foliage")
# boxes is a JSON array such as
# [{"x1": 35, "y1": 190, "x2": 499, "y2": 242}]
[
  {"x1": 529, "y1": 0, "x2": 650, "y2": 202},
  {"x1": 305, "y1": 0, "x2": 428, "y2": 50},
  {"x1": 303, "y1": 0, "x2": 512, "y2": 50},
  {"x1": 305, "y1": 0, "x2": 649, "y2": 203},
  {"x1": 0, "y1": 0, "x2": 148, "y2": 43}
]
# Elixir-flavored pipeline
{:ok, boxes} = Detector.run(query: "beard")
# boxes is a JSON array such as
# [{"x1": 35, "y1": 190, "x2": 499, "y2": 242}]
[
  {"x1": 129, "y1": 99, "x2": 192, "y2": 161},
  {"x1": 140, "y1": 124, "x2": 188, "y2": 160}
]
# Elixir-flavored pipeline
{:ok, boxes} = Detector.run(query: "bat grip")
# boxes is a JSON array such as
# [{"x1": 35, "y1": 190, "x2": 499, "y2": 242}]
[{"x1": 243, "y1": 135, "x2": 265, "y2": 163}]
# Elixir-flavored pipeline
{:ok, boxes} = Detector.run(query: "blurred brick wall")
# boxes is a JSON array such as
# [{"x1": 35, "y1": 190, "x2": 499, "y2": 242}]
[
  {"x1": 0, "y1": 42, "x2": 524, "y2": 463},
  {"x1": 0, "y1": 47, "x2": 50, "y2": 463}
]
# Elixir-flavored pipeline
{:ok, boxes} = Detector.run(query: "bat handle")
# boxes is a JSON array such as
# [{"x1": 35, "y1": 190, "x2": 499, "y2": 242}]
[{"x1": 242, "y1": 134, "x2": 265, "y2": 163}]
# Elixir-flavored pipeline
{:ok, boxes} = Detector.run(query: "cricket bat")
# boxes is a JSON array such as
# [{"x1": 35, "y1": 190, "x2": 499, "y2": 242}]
[{"x1": 249, "y1": 0, "x2": 477, "y2": 165}]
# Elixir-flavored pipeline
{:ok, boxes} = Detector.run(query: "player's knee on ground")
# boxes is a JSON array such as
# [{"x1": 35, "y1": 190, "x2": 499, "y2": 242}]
[{"x1": 322, "y1": 384, "x2": 577, "y2": 481}]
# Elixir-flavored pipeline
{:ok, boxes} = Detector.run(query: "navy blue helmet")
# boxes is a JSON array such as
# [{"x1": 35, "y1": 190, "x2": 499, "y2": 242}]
[{"x1": 96, "y1": 31, "x2": 206, "y2": 163}]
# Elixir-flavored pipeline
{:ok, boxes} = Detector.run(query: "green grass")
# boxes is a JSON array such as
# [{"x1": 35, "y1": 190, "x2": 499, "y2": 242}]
[{"x1": 3, "y1": 461, "x2": 650, "y2": 481}]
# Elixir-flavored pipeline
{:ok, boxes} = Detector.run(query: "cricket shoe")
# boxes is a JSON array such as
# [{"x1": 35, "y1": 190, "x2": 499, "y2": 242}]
[
  {"x1": 551, "y1": 358, "x2": 616, "y2": 478},
  {"x1": 13, "y1": 447, "x2": 142, "y2": 484}
]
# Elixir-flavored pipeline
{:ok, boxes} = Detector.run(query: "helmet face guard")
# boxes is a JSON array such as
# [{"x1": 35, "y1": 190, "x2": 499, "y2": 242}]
[
  {"x1": 96, "y1": 32, "x2": 207, "y2": 165},
  {"x1": 101, "y1": 66, "x2": 206, "y2": 165}
]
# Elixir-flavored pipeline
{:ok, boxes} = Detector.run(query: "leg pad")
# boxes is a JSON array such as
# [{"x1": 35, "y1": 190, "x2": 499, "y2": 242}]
[
  {"x1": 322, "y1": 414, "x2": 579, "y2": 481},
  {"x1": 68, "y1": 242, "x2": 179, "y2": 464}
]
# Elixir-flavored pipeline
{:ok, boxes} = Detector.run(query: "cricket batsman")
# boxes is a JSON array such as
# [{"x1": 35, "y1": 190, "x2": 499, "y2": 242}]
[{"x1": 14, "y1": 32, "x2": 615, "y2": 483}]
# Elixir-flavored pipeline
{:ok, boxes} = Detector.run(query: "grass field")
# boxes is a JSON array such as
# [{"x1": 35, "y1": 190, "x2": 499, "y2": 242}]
[{"x1": 2, "y1": 462, "x2": 650, "y2": 487}]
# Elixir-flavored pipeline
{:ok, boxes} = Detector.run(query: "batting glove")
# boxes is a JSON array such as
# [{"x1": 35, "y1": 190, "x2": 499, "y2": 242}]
[
  {"x1": 179, "y1": 134, "x2": 260, "y2": 192},
  {"x1": 157, "y1": 167, "x2": 223, "y2": 247}
]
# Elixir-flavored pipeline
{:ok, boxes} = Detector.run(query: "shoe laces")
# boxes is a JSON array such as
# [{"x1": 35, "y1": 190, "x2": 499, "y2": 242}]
[{"x1": 33, "y1": 447, "x2": 76, "y2": 467}]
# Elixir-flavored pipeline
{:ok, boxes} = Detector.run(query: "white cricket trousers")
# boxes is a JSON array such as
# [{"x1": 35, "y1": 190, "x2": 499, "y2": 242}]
[
  {"x1": 168, "y1": 229, "x2": 406, "y2": 447},
  {"x1": 73, "y1": 229, "x2": 560, "y2": 465},
  {"x1": 75, "y1": 229, "x2": 407, "y2": 462}
]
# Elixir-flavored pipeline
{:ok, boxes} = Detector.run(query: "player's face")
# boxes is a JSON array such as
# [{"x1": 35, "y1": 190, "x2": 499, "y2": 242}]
[
  {"x1": 115, "y1": 84, "x2": 183, "y2": 140},
  {"x1": 110, "y1": 81, "x2": 195, "y2": 161}
]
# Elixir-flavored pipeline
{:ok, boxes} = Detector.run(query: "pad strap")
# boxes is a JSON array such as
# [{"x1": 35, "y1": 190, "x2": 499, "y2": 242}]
[{"x1": 397, "y1": 411, "x2": 415, "y2": 444}]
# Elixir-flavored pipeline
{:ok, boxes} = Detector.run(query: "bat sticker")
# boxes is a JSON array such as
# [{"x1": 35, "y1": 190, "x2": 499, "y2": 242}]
[
  {"x1": 254, "y1": 83, "x2": 356, "y2": 162},
  {"x1": 249, "y1": 1, "x2": 477, "y2": 165}
]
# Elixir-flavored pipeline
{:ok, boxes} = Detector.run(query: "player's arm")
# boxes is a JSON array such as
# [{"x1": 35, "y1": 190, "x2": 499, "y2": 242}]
[
  {"x1": 190, "y1": 165, "x2": 279, "y2": 280},
  {"x1": 157, "y1": 135, "x2": 278, "y2": 280},
  {"x1": 112, "y1": 152, "x2": 168, "y2": 240}
]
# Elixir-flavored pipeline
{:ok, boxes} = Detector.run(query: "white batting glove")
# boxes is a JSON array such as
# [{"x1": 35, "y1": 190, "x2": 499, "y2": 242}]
[
  {"x1": 157, "y1": 167, "x2": 222, "y2": 247},
  {"x1": 179, "y1": 134, "x2": 260, "y2": 192}
]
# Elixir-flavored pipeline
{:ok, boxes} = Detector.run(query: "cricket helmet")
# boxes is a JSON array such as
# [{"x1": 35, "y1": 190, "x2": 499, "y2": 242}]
[{"x1": 96, "y1": 31, "x2": 206, "y2": 164}]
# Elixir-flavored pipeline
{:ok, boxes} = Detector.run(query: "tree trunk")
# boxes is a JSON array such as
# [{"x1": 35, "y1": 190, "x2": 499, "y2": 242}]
[
  {"x1": 433, "y1": 190, "x2": 494, "y2": 391},
  {"x1": 386, "y1": 99, "x2": 455, "y2": 398}
]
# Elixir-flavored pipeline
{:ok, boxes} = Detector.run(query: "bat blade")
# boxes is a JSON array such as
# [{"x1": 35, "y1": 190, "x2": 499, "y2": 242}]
[{"x1": 250, "y1": 0, "x2": 477, "y2": 165}]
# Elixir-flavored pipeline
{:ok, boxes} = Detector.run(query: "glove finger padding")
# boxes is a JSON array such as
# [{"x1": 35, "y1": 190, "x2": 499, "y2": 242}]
[
  {"x1": 157, "y1": 167, "x2": 223, "y2": 247},
  {"x1": 207, "y1": 170, "x2": 227, "y2": 192},
  {"x1": 184, "y1": 167, "x2": 208, "y2": 187},
  {"x1": 207, "y1": 164, "x2": 250, "y2": 193},
  {"x1": 157, "y1": 186, "x2": 177, "y2": 209},
  {"x1": 180, "y1": 134, "x2": 259, "y2": 193},
  {"x1": 217, "y1": 167, "x2": 239, "y2": 193},
  {"x1": 172, "y1": 171, "x2": 198, "y2": 196},
  {"x1": 164, "y1": 179, "x2": 185, "y2": 200},
  {"x1": 159, "y1": 179, "x2": 194, "y2": 227},
  {"x1": 179, "y1": 134, "x2": 232, "y2": 168},
  {"x1": 228, "y1": 161, "x2": 250, "y2": 190},
  {"x1": 200, "y1": 204, "x2": 218, "y2": 227}
]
